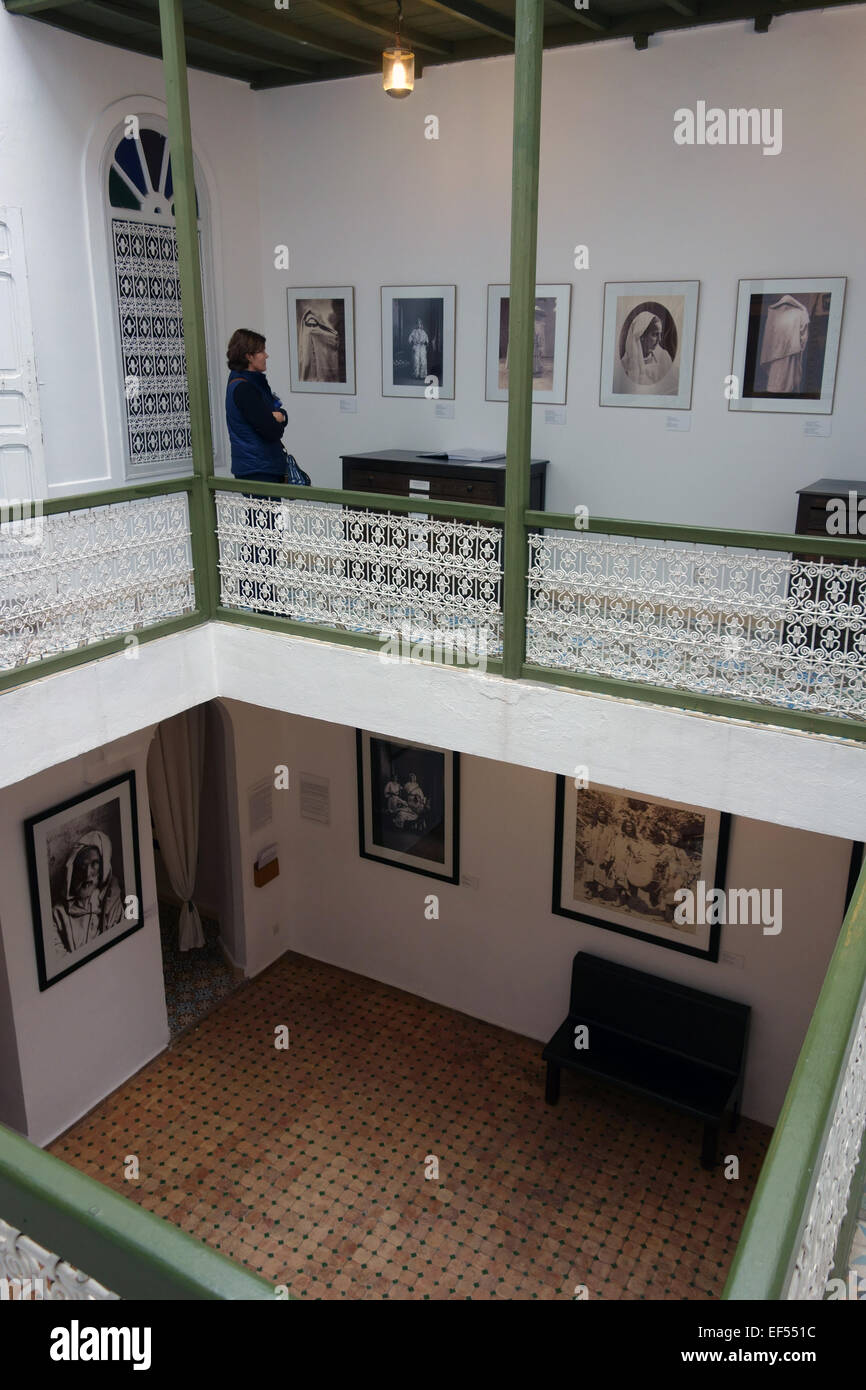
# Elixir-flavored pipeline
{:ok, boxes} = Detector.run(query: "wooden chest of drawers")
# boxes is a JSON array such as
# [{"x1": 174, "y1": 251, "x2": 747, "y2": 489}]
[{"x1": 341, "y1": 449, "x2": 548, "y2": 511}]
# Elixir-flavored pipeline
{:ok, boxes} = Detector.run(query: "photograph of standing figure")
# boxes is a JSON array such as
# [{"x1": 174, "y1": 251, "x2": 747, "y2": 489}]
[
  {"x1": 381, "y1": 286, "x2": 456, "y2": 398},
  {"x1": 729, "y1": 277, "x2": 846, "y2": 413},
  {"x1": 287, "y1": 287, "x2": 355, "y2": 394},
  {"x1": 485, "y1": 283, "x2": 571, "y2": 404},
  {"x1": 408, "y1": 319, "x2": 430, "y2": 380}
]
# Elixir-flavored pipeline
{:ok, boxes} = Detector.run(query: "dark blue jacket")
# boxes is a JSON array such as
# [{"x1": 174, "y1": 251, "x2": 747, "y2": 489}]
[{"x1": 226, "y1": 370, "x2": 288, "y2": 478}]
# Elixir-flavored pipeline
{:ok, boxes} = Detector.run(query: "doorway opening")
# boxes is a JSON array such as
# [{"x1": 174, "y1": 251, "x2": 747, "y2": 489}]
[{"x1": 148, "y1": 700, "x2": 244, "y2": 1038}]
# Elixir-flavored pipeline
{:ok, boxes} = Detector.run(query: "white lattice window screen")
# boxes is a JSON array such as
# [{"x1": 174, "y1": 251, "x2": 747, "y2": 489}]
[
  {"x1": 526, "y1": 532, "x2": 866, "y2": 719},
  {"x1": 113, "y1": 220, "x2": 190, "y2": 467},
  {"x1": 214, "y1": 493, "x2": 503, "y2": 651},
  {"x1": 106, "y1": 126, "x2": 213, "y2": 474},
  {"x1": 786, "y1": 989, "x2": 866, "y2": 1299},
  {"x1": 0, "y1": 493, "x2": 195, "y2": 671},
  {"x1": 0, "y1": 1217, "x2": 118, "y2": 1300}
]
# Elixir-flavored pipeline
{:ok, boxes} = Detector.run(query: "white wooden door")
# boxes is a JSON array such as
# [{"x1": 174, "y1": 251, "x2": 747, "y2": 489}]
[{"x1": 0, "y1": 206, "x2": 47, "y2": 501}]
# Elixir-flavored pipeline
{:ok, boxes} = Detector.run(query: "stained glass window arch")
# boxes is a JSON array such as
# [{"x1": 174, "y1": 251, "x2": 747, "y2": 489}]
[{"x1": 107, "y1": 123, "x2": 209, "y2": 473}]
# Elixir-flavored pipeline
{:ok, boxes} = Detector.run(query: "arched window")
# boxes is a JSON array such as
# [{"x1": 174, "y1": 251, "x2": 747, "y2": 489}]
[{"x1": 107, "y1": 125, "x2": 211, "y2": 473}]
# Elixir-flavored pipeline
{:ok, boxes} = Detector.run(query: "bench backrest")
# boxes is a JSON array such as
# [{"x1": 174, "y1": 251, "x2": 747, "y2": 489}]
[{"x1": 569, "y1": 952, "x2": 750, "y2": 1074}]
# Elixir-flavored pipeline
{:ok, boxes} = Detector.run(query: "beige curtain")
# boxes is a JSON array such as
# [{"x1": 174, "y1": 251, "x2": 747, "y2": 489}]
[{"x1": 149, "y1": 708, "x2": 206, "y2": 951}]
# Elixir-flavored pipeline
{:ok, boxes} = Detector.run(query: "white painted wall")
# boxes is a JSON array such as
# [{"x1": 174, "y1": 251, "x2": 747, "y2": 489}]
[
  {"x1": 0, "y1": 8, "x2": 262, "y2": 496},
  {"x1": 220, "y1": 700, "x2": 855, "y2": 1127},
  {"x1": 3, "y1": 623, "x2": 866, "y2": 843},
  {"x1": 255, "y1": 8, "x2": 866, "y2": 530},
  {"x1": 0, "y1": 728, "x2": 167, "y2": 1146},
  {"x1": 0, "y1": 674, "x2": 854, "y2": 1143}
]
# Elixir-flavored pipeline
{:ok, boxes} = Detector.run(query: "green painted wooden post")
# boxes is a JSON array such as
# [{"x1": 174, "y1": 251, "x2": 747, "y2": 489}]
[
  {"x1": 502, "y1": 0, "x2": 543, "y2": 679},
  {"x1": 158, "y1": 0, "x2": 218, "y2": 617}
]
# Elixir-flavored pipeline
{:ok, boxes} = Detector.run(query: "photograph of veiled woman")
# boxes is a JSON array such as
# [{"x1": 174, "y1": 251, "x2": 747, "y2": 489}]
[
  {"x1": 616, "y1": 300, "x2": 680, "y2": 395},
  {"x1": 295, "y1": 298, "x2": 346, "y2": 384},
  {"x1": 48, "y1": 807, "x2": 126, "y2": 960}
]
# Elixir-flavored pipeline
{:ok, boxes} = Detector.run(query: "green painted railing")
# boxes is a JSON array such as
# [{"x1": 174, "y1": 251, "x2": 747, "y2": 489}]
[
  {"x1": 5, "y1": 473, "x2": 866, "y2": 745},
  {"x1": 0, "y1": 1121, "x2": 275, "y2": 1300},
  {"x1": 724, "y1": 855, "x2": 866, "y2": 1300}
]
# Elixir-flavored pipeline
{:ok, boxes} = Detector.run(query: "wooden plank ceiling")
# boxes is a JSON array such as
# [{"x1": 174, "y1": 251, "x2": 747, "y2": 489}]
[{"x1": 3, "y1": 0, "x2": 860, "y2": 88}]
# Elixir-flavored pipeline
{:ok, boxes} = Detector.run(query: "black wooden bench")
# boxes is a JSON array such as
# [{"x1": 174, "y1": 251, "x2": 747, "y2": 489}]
[{"x1": 542, "y1": 952, "x2": 750, "y2": 1168}]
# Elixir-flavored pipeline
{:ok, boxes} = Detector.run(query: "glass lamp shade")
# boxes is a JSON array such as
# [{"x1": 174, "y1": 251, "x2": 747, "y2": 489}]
[{"x1": 383, "y1": 46, "x2": 414, "y2": 98}]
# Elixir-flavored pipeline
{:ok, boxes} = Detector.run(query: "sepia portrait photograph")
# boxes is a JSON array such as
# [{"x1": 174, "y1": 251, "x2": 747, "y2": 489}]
[
  {"x1": 485, "y1": 284, "x2": 571, "y2": 403},
  {"x1": 25, "y1": 772, "x2": 143, "y2": 991},
  {"x1": 381, "y1": 286, "x2": 455, "y2": 398},
  {"x1": 729, "y1": 277, "x2": 846, "y2": 414},
  {"x1": 356, "y1": 730, "x2": 459, "y2": 882},
  {"x1": 287, "y1": 286, "x2": 355, "y2": 394},
  {"x1": 600, "y1": 281, "x2": 699, "y2": 409},
  {"x1": 553, "y1": 778, "x2": 729, "y2": 960}
]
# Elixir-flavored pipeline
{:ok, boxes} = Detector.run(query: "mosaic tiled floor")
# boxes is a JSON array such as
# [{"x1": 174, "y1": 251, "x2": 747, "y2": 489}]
[
  {"x1": 159, "y1": 903, "x2": 240, "y2": 1038},
  {"x1": 49, "y1": 952, "x2": 771, "y2": 1300}
]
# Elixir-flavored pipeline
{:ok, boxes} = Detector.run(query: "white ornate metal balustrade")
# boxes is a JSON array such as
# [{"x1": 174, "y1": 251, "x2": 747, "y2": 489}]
[
  {"x1": 215, "y1": 494, "x2": 503, "y2": 654},
  {"x1": 0, "y1": 1218, "x2": 118, "y2": 1300},
  {"x1": 0, "y1": 494, "x2": 195, "y2": 671},
  {"x1": 527, "y1": 532, "x2": 866, "y2": 719},
  {"x1": 786, "y1": 986, "x2": 866, "y2": 1299}
]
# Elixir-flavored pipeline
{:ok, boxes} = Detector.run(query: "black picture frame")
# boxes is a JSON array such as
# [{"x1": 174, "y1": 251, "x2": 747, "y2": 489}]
[
  {"x1": 25, "y1": 771, "x2": 143, "y2": 992},
  {"x1": 844, "y1": 841, "x2": 865, "y2": 912},
  {"x1": 552, "y1": 776, "x2": 730, "y2": 962},
  {"x1": 356, "y1": 730, "x2": 459, "y2": 883}
]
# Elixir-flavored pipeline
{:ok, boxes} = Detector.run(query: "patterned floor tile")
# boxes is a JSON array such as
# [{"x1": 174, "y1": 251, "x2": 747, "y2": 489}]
[{"x1": 48, "y1": 950, "x2": 771, "y2": 1300}]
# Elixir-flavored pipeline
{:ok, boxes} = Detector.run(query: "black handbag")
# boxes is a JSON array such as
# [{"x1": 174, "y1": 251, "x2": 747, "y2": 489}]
[{"x1": 283, "y1": 449, "x2": 311, "y2": 487}]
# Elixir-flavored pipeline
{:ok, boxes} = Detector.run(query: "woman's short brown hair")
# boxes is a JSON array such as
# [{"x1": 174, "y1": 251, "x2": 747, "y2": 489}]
[{"x1": 227, "y1": 329, "x2": 265, "y2": 371}]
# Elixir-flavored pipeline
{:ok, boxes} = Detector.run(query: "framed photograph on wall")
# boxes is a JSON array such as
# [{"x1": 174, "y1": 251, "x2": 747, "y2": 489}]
[
  {"x1": 485, "y1": 283, "x2": 571, "y2": 403},
  {"x1": 287, "y1": 286, "x2": 356, "y2": 394},
  {"x1": 25, "y1": 772, "x2": 143, "y2": 992},
  {"x1": 356, "y1": 730, "x2": 459, "y2": 883},
  {"x1": 728, "y1": 277, "x2": 846, "y2": 413},
  {"x1": 600, "y1": 280, "x2": 699, "y2": 409},
  {"x1": 552, "y1": 777, "x2": 730, "y2": 961},
  {"x1": 381, "y1": 285, "x2": 456, "y2": 399}
]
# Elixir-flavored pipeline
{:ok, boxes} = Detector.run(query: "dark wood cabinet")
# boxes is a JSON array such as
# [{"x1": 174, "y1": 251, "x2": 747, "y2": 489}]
[
  {"x1": 795, "y1": 478, "x2": 866, "y2": 546},
  {"x1": 341, "y1": 449, "x2": 548, "y2": 513}
]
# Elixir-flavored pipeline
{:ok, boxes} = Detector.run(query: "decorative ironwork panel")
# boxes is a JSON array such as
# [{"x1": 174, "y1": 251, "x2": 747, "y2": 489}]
[
  {"x1": 0, "y1": 1217, "x2": 118, "y2": 1299},
  {"x1": 786, "y1": 991, "x2": 866, "y2": 1299},
  {"x1": 215, "y1": 494, "x2": 502, "y2": 656},
  {"x1": 526, "y1": 532, "x2": 866, "y2": 719},
  {"x1": 113, "y1": 218, "x2": 190, "y2": 467},
  {"x1": 0, "y1": 494, "x2": 195, "y2": 671}
]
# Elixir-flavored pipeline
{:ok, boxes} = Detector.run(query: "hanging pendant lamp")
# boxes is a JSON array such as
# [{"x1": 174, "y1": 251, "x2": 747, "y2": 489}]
[{"x1": 383, "y1": 0, "x2": 414, "y2": 98}]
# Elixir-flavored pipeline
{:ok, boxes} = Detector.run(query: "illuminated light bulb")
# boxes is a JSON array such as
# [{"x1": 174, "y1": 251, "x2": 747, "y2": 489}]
[{"x1": 383, "y1": 45, "x2": 414, "y2": 98}]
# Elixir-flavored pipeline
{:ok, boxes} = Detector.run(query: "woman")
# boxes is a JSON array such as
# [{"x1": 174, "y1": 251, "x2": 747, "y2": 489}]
[
  {"x1": 225, "y1": 329, "x2": 291, "y2": 483},
  {"x1": 621, "y1": 311, "x2": 673, "y2": 387},
  {"x1": 53, "y1": 832, "x2": 124, "y2": 955}
]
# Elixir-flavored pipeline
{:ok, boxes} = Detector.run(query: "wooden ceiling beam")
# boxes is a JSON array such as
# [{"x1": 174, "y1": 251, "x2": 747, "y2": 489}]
[
  {"x1": 662, "y1": 0, "x2": 699, "y2": 16},
  {"x1": 544, "y1": 0, "x2": 612, "y2": 32},
  {"x1": 203, "y1": 0, "x2": 381, "y2": 67},
  {"x1": 310, "y1": 0, "x2": 454, "y2": 56},
  {"x1": 414, "y1": 0, "x2": 514, "y2": 41},
  {"x1": 30, "y1": 9, "x2": 251, "y2": 77},
  {"x1": 5, "y1": 0, "x2": 80, "y2": 13},
  {"x1": 84, "y1": 0, "x2": 321, "y2": 74}
]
